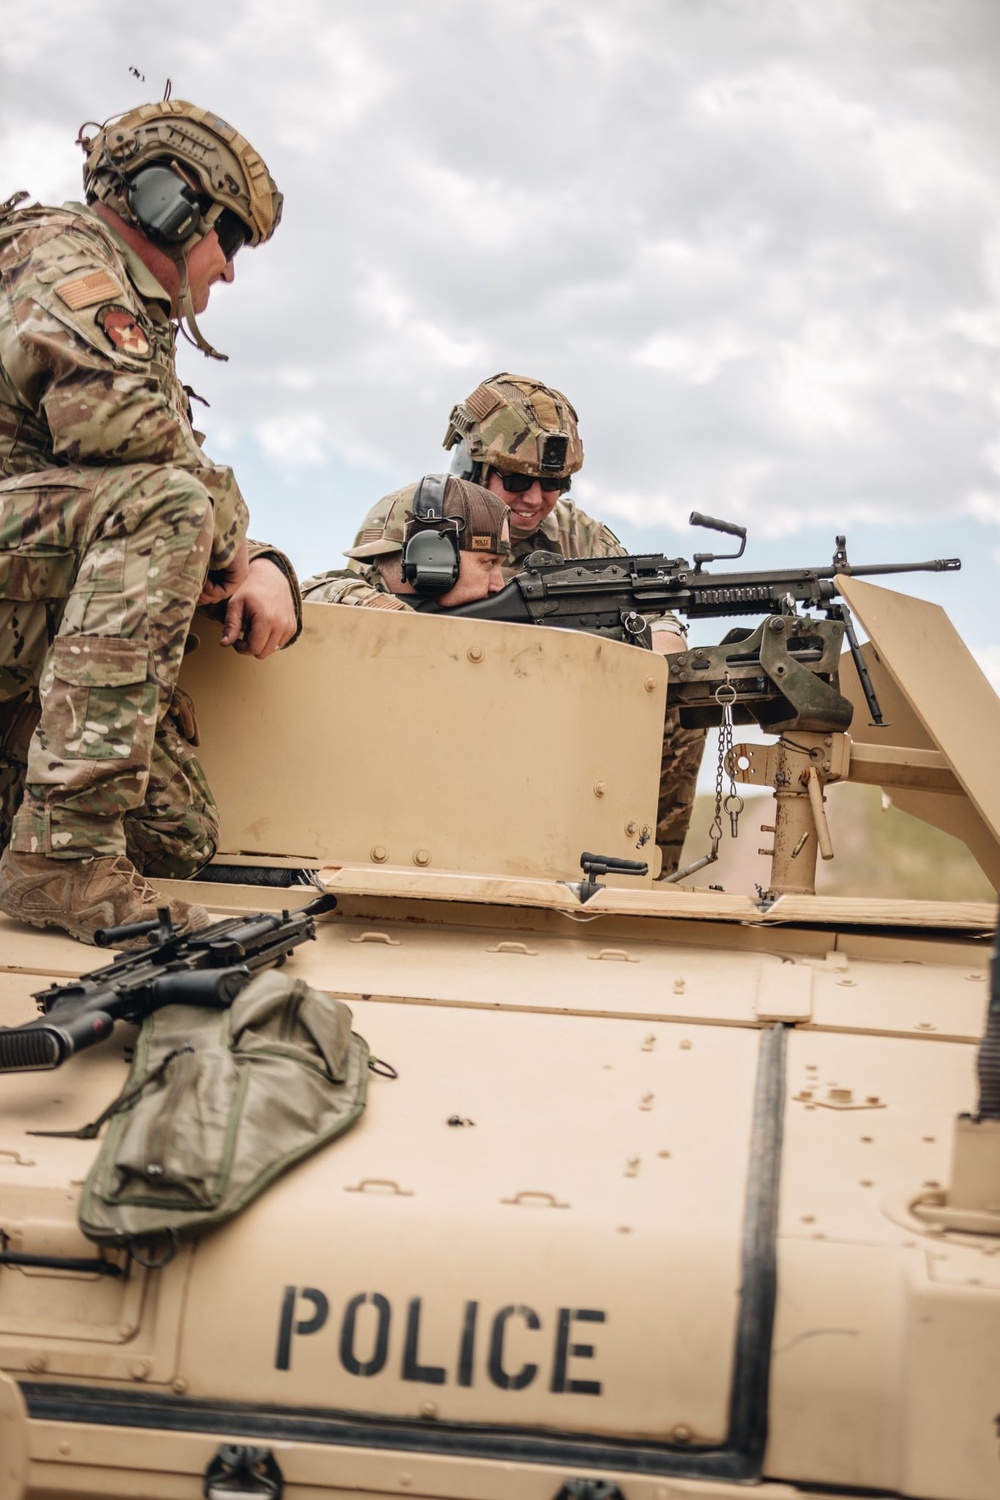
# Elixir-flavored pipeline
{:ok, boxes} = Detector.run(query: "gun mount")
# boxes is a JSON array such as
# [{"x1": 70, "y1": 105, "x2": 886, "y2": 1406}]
[
  {"x1": 668, "y1": 614, "x2": 851, "y2": 733},
  {"x1": 667, "y1": 569, "x2": 1000, "y2": 902}
]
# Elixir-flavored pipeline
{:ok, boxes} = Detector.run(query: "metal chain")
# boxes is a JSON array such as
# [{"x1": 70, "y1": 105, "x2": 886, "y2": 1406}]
[
  {"x1": 714, "y1": 677, "x2": 744, "y2": 841},
  {"x1": 660, "y1": 675, "x2": 743, "y2": 885}
]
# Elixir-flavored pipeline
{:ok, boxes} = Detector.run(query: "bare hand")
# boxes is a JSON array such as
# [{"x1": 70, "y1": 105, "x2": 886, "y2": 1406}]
[
  {"x1": 198, "y1": 539, "x2": 250, "y2": 606},
  {"x1": 220, "y1": 557, "x2": 298, "y2": 658}
]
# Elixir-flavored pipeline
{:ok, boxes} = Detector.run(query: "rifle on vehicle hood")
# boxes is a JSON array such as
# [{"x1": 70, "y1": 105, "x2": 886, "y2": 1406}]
[{"x1": 0, "y1": 892, "x2": 336, "y2": 1073}]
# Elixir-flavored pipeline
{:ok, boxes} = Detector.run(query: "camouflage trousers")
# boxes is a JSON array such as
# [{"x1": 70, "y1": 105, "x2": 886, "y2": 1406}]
[
  {"x1": 0, "y1": 688, "x2": 218, "y2": 879},
  {"x1": 0, "y1": 463, "x2": 218, "y2": 867},
  {"x1": 656, "y1": 709, "x2": 706, "y2": 877}
]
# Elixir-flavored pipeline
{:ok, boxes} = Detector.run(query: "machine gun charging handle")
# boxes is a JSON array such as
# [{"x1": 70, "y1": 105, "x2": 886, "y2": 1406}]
[
  {"x1": 689, "y1": 512, "x2": 747, "y2": 569},
  {"x1": 689, "y1": 511, "x2": 747, "y2": 541}
]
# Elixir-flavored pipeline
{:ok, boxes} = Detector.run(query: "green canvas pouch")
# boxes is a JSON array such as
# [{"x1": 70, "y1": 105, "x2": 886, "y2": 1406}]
[{"x1": 78, "y1": 971, "x2": 369, "y2": 1249}]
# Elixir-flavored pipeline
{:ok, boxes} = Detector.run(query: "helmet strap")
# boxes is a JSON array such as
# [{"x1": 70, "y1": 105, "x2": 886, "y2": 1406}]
[
  {"x1": 174, "y1": 252, "x2": 229, "y2": 363},
  {"x1": 87, "y1": 142, "x2": 230, "y2": 363}
]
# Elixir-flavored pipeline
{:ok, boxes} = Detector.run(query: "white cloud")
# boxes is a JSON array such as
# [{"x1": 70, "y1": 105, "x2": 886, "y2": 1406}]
[
  {"x1": 634, "y1": 329, "x2": 748, "y2": 384},
  {"x1": 257, "y1": 413, "x2": 329, "y2": 467},
  {"x1": 2, "y1": 0, "x2": 1000, "y2": 628},
  {"x1": 965, "y1": 491, "x2": 1000, "y2": 525}
]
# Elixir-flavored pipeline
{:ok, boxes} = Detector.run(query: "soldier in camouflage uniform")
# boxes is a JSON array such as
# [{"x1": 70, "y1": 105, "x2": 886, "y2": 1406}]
[
  {"x1": 0, "y1": 558, "x2": 299, "y2": 884},
  {"x1": 348, "y1": 374, "x2": 705, "y2": 877},
  {"x1": 304, "y1": 477, "x2": 510, "y2": 611},
  {"x1": 0, "y1": 100, "x2": 296, "y2": 944}
]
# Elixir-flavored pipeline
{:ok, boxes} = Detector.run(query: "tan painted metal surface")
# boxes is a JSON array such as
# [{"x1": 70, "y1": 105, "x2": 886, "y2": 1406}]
[
  {"x1": 2, "y1": 581, "x2": 1000, "y2": 1499},
  {"x1": 0, "y1": 1405, "x2": 851, "y2": 1500},
  {"x1": 178, "y1": 605, "x2": 667, "y2": 882},
  {"x1": 838, "y1": 576, "x2": 1000, "y2": 885},
  {"x1": 1, "y1": 898, "x2": 995, "y2": 1498},
  {"x1": 771, "y1": 1027, "x2": 1000, "y2": 1499}
]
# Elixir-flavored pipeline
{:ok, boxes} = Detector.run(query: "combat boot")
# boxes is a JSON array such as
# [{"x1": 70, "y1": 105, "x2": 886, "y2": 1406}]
[{"x1": 0, "y1": 848, "x2": 211, "y2": 947}]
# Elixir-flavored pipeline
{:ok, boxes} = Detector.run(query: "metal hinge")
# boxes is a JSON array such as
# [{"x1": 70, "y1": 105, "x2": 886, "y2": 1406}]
[
  {"x1": 553, "y1": 1482, "x2": 626, "y2": 1500},
  {"x1": 204, "y1": 1444, "x2": 283, "y2": 1499}
]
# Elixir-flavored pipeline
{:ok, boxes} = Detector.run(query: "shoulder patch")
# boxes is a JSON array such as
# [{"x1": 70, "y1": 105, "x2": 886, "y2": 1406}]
[
  {"x1": 362, "y1": 592, "x2": 410, "y2": 611},
  {"x1": 55, "y1": 270, "x2": 123, "y2": 311},
  {"x1": 96, "y1": 304, "x2": 152, "y2": 360}
]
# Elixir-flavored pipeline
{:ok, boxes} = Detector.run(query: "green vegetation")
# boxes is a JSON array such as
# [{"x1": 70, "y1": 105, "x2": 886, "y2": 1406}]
[{"x1": 678, "y1": 785, "x2": 994, "y2": 901}]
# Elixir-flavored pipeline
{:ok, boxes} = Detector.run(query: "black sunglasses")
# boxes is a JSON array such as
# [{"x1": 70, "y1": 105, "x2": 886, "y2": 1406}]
[
  {"x1": 215, "y1": 208, "x2": 251, "y2": 263},
  {"x1": 492, "y1": 469, "x2": 571, "y2": 495}
]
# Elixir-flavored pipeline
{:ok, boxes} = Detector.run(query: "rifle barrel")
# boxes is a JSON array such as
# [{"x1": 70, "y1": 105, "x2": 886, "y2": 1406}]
[{"x1": 842, "y1": 558, "x2": 961, "y2": 577}]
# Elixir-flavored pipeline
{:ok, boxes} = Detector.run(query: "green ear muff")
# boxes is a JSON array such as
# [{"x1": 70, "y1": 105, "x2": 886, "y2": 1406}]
[
  {"x1": 401, "y1": 475, "x2": 461, "y2": 595},
  {"x1": 127, "y1": 165, "x2": 202, "y2": 245}
]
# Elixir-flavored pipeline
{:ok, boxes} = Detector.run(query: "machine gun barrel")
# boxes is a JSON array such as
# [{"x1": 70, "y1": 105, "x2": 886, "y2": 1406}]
[
  {"x1": 833, "y1": 558, "x2": 961, "y2": 577},
  {"x1": 0, "y1": 892, "x2": 336, "y2": 1073}
]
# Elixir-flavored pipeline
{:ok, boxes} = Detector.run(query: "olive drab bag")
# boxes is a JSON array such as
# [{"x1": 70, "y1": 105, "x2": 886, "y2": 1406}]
[{"x1": 78, "y1": 971, "x2": 369, "y2": 1248}]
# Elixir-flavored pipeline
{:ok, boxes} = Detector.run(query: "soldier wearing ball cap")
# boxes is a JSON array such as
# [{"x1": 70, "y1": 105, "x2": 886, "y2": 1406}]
[
  {"x1": 0, "y1": 97, "x2": 299, "y2": 946},
  {"x1": 304, "y1": 477, "x2": 511, "y2": 611},
  {"x1": 348, "y1": 373, "x2": 705, "y2": 877}
]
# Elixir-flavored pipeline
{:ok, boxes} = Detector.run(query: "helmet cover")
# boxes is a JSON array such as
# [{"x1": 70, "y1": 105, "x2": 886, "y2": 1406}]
[
  {"x1": 443, "y1": 372, "x2": 583, "y2": 480},
  {"x1": 79, "y1": 98, "x2": 282, "y2": 247}
]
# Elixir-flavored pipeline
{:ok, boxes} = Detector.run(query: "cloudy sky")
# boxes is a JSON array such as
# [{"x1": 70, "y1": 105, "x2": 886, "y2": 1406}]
[{"x1": 4, "y1": 0, "x2": 1000, "y2": 680}]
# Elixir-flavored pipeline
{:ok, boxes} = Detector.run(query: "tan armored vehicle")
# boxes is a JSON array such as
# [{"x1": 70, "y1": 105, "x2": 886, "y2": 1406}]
[{"x1": 1, "y1": 526, "x2": 999, "y2": 1500}]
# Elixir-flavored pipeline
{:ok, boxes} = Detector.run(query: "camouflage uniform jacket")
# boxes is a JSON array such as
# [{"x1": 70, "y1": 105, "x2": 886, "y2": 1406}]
[
  {"x1": 0, "y1": 199, "x2": 246, "y2": 568},
  {"x1": 505, "y1": 496, "x2": 626, "y2": 574},
  {"x1": 348, "y1": 488, "x2": 625, "y2": 575},
  {"x1": 301, "y1": 565, "x2": 412, "y2": 611}
]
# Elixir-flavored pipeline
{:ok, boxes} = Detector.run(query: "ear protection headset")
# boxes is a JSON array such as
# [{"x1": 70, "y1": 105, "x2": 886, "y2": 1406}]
[
  {"x1": 126, "y1": 164, "x2": 203, "y2": 245},
  {"x1": 401, "y1": 474, "x2": 462, "y2": 595}
]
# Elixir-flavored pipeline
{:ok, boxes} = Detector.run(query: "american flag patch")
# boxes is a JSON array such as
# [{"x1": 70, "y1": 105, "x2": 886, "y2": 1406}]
[{"x1": 55, "y1": 270, "x2": 122, "y2": 311}]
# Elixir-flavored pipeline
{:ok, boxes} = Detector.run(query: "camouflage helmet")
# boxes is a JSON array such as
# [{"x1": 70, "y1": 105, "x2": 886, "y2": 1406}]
[
  {"x1": 443, "y1": 373, "x2": 584, "y2": 483},
  {"x1": 345, "y1": 477, "x2": 510, "y2": 561},
  {"x1": 79, "y1": 99, "x2": 282, "y2": 249}
]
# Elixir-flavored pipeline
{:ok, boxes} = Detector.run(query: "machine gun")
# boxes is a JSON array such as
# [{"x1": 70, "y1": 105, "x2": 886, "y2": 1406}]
[
  {"x1": 424, "y1": 513, "x2": 959, "y2": 637},
  {"x1": 420, "y1": 514, "x2": 960, "y2": 732},
  {"x1": 0, "y1": 891, "x2": 336, "y2": 1073},
  {"x1": 424, "y1": 515, "x2": 961, "y2": 897}
]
